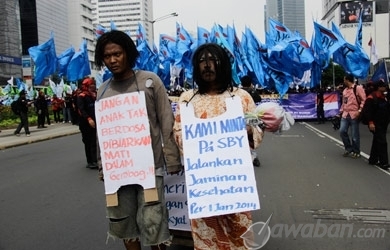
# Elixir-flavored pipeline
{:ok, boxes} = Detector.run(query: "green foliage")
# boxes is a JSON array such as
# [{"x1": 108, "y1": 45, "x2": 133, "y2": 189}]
[
  {"x1": 0, "y1": 106, "x2": 40, "y2": 129},
  {"x1": 321, "y1": 62, "x2": 346, "y2": 88}
]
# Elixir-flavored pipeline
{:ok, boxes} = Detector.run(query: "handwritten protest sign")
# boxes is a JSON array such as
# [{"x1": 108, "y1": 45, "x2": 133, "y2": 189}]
[
  {"x1": 164, "y1": 171, "x2": 191, "y2": 231},
  {"x1": 179, "y1": 97, "x2": 260, "y2": 219},
  {"x1": 95, "y1": 92, "x2": 155, "y2": 195}
]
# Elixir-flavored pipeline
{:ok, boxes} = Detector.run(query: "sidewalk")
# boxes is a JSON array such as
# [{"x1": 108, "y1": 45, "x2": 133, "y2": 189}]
[{"x1": 0, "y1": 122, "x2": 80, "y2": 149}]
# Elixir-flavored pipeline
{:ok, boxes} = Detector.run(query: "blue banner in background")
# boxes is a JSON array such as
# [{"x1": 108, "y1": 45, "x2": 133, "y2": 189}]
[{"x1": 0, "y1": 54, "x2": 22, "y2": 65}]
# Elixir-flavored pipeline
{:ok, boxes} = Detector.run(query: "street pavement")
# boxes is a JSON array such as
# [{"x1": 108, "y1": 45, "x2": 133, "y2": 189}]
[
  {"x1": 0, "y1": 119, "x2": 389, "y2": 249},
  {"x1": 0, "y1": 122, "x2": 80, "y2": 150}
]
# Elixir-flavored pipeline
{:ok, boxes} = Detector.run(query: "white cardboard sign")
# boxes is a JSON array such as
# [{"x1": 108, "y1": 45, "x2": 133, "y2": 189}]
[
  {"x1": 164, "y1": 171, "x2": 191, "y2": 231},
  {"x1": 179, "y1": 97, "x2": 260, "y2": 219},
  {"x1": 95, "y1": 92, "x2": 155, "y2": 194}
]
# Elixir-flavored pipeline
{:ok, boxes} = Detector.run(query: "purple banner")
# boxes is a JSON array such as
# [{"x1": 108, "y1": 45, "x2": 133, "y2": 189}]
[{"x1": 170, "y1": 92, "x2": 341, "y2": 120}]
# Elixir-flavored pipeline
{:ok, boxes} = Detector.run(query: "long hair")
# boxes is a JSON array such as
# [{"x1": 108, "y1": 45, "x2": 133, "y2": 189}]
[
  {"x1": 192, "y1": 43, "x2": 233, "y2": 94},
  {"x1": 94, "y1": 30, "x2": 139, "y2": 69}
]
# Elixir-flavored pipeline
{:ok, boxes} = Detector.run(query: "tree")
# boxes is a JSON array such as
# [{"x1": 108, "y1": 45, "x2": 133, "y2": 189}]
[{"x1": 321, "y1": 60, "x2": 345, "y2": 89}]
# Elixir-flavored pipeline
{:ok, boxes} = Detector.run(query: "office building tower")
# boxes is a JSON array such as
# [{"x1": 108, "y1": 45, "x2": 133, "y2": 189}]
[
  {"x1": 92, "y1": 0, "x2": 154, "y2": 45},
  {"x1": 0, "y1": 0, "x2": 22, "y2": 82},
  {"x1": 265, "y1": 0, "x2": 306, "y2": 38},
  {"x1": 68, "y1": 0, "x2": 96, "y2": 73},
  {"x1": 18, "y1": 0, "x2": 96, "y2": 84}
]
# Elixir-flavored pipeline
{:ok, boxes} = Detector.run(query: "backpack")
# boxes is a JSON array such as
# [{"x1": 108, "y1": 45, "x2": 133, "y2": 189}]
[
  {"x1": 11, "y1": 101, "x2": 20, "y2": 115},
  {"x1": 351, "y1": 84, "x2": 368, "y2": 124},
  {"x1": 359, "y1": 96, "x2": 377, "y2": 125},
  {"x1": 352, "y1": 84, "x2": 361, "y2": 106}
]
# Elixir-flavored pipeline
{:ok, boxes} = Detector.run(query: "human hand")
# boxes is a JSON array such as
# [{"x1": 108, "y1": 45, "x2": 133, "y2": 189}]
[
  {"x1": 88, "y1": 119, "x2": 95, "y2": 128},
  {"x1": 369, "y1": 123, "x2": 375, "y2": 132},
  {"x1": 98, "y1": 168, "x2": 104, "y2": 181}
]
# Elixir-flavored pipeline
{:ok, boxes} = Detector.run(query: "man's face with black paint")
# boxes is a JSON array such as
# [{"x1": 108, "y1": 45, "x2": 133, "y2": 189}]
[{"x1": 199, "y1": 52, "x2": 217, "y2": 83}]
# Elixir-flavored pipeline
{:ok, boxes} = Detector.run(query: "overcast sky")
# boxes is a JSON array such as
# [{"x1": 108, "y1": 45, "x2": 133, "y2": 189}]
[{"x1": 153, "y1": 0, "x2": 323, "y2": 43}]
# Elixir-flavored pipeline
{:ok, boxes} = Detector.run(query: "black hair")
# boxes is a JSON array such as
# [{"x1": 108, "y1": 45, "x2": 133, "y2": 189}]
[
  {"x1": 240, "y1": 75, "x2": 252, "y2": 87},
  {"x1": 192, "y1": 43, "x2": 233, "y2": 94},
  {"x1": 94, "y1": 30, "x2": 139, "y2": 68},
  {"x1": 344, "y1": 73, "x2": 355, "y2": 83}
]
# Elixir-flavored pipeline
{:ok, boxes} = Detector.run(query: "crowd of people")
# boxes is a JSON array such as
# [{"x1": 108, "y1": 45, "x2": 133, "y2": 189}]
[
  {"x1": 10, "y1": 78, "x2": 98, "y2": 171},
  {"x1": 12, "y1": 88, "x2": 80, "y2": 137},
  {"x1": 336, "y1": 74, "x2": 390, "y2": 170},
  {"x1": 5, "y1": 30, "x2": 390, "y2": 250},
  {"x1": 92, "y1": 32, "x2": 390, "y2": 249}
]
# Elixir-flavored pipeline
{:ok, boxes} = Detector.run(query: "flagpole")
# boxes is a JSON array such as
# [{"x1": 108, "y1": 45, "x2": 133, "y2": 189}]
[
  {"x1": 143, "y1": 12, "x2": 178, "y2": 47},
  {"x1": 369, "y1": 35, "x2": 372, "y2": 75},
  {"x1": 332, "y1": 59, "x2": 335, "y2": 91},
  {"x1": 384, "y1": 59, "x2": 389, "y2": 84}
]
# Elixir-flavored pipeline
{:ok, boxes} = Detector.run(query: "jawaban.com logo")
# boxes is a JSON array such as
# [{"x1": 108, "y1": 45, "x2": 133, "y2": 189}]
[{"x1": 240, "y1": 214, "x2": 386, "y2": 250}]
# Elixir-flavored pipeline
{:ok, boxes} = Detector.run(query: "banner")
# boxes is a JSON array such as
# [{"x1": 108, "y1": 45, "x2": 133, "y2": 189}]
[
  {"x1": 164, "y1": 171, "x2": 191, "y2": 231},
  {"x1": 179, "y1": 97, "x2": 260, "y2": 219},
  {"x1": 95, "y1": 92, "x2": 156, "y2": 195}
]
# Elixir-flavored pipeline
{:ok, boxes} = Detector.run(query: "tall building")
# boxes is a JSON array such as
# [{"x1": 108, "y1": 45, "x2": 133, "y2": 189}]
[
  {"x1": 0, "y1": 0, "x2": 22, "y2": 83},
  {"x1": 321, "y1": 0, "x2": 389, "y2": 64},
  {"x1": 19, "y1": 0, "x2": 69, "y2": 56},
  {"x1": 265, "y1": 0, "x2": 306, "y2": 38},
  {"x1": 92, "y1": 0, "x2": 153, "y2": 45},
  {"x1": 1, "y1": 0, "x2": 151, "y2": 83},
  {"x1": 18, "y1": 0, "x2": 96, "y2": 84},
  {"x1": 68, "y1": 0, "x2": 96, "y2": 74}
]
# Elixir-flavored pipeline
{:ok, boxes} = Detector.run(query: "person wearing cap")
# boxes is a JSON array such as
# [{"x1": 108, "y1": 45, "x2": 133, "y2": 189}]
[
  {"x1": 365, "y1": 79, "x2": 390, "y2": 170},
  {"x1": 14, "y1": 90, "x2": 32, "y2": 136},
  {"x1": 77, "y1": 77, "x2": 98, "y2": 169}
]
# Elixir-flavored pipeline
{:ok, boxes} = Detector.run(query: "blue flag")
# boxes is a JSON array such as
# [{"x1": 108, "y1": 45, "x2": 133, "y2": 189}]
[
  {"x1": 159, "y1": 34, "x2": 176, "y2": 62},
  {"x1": 158, "y1": 34, "x2": 177, "y2": 87},
  {"x1": 175, "y1": 23, "x2": 194, "y2": 82},
  {"x1": 110, "y1": 20, "x2": 117, "y2": 30},
  {"x1": 233, "y1": 25, "x2": 253, "y2": 78},
  {"x1": 244, "y1": 26, "x2": 267, "y2": 87},
  {"x1": 355, "y1": 11, "x2": 363, "y2": 47},
  {"x1": 313, "y1": 21, "x2": 346, "y2": 56},
  {"x1": 57, "y1": 46, "x2": 75, "y2": 77},
  {"x1": 311, "y1": 31, "x2": 330, "y2": 70},
  {"x1": 310, "y1": 61, "x2": 322, "y2": 88},
  {"x1": 332, "y1": 22, "x2": 369, "y2": 79},
  {"x1": 28, "y1": 34, "x2": 57, "y2": 85},
  {"x1": 67, "y1": 39, "x2": 91, "y2": 81},
  {"x1": 102, "y1": 67, "x2": 113, "y2": 82},
  {"x1": 95, "y1": 24, "x2": 107, "y2": 38},
  {"x1": 136, "y1": 23, "x2": 147, "y2": 46},
  {"x1": 268, "y1": 18, "x2": 294, "y2": 44},
  {"x1": 197, "y1": 26, "x2": 210, "y2": 47},
  {"x1": 371, "y1": 61, "x2": 388, "y2": 83},
  {"x1": 267, "y1": 36, "x2": 313, "y2": 79},
  {"x1": 264, "y1": 65, "x2": 293, "y2": 98},
  {"x1": 16, "y1": 78, "x2": 27, "y2": 92},
  {"x1": 135, "y1": 39, "x2": 160, "y2": 74},
  {"x1": 158, "y1": 60, "x2": 172, "y2": 88}
]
